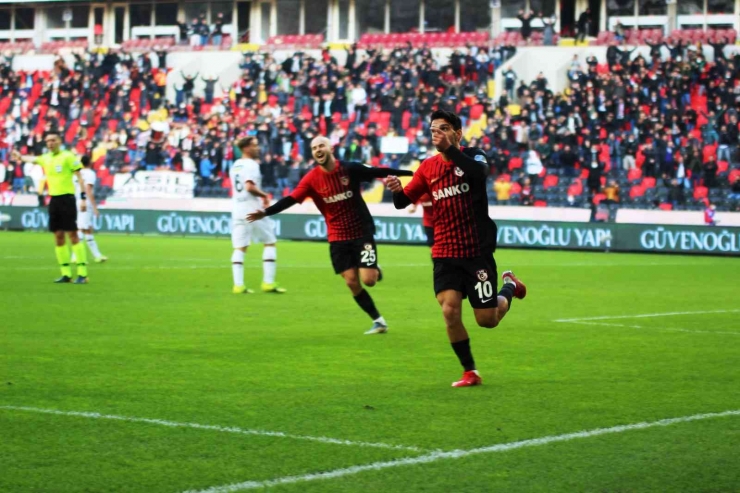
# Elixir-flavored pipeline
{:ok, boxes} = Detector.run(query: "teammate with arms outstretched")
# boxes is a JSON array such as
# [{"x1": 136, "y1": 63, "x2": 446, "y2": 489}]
[
  {"x1": 73, "y1": 155, "x2": 107, "y2": 263},
  {"x1": 247, "y1": 136, "x2": 414, "y2": 335},
  {"x1": 387, "y1": 110, "x2": 527, "y2": 387},
  {"x1": 230, "y1": 137, "x2": 286, "y2": 294}
]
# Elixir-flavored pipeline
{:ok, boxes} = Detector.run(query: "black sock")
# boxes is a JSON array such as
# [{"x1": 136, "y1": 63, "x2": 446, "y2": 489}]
[
  {"x1": 353, "y1": 289, "x2": 380, "y2": 320},
  {"x1": 451, "y1": 338, "x2": 476, "y2": 371},
  {"x1": 498, "y1": 283, "x2": 515, "y2": 308}
]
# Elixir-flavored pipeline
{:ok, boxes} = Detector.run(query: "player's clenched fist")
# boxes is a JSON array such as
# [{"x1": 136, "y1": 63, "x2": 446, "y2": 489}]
[{"x1": 386, "y1": 176, "x2": 403, "y2": 193}]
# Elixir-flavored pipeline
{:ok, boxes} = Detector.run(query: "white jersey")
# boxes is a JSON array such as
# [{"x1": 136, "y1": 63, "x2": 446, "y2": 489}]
[
  {"x1": 74, "y1": 168, "x2": 97, "y2": 209},
  {"x1": 230, "y1": 158, "x2": 262, "y2": 217}
]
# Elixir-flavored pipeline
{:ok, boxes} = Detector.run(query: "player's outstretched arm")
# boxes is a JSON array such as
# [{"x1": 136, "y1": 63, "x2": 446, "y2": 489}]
[
  {"x1": 247, "y1": 196, "x2": 298, "y2": 222},
  {"x1": 386, "y1": 176, "x2": 412, "y2": 209},
  {"x1": 11, "y1": 150, "x2": 39, "y2": 164},
  {"x1": 352, "y1": 163, "x2": 414, "y2": 180}
]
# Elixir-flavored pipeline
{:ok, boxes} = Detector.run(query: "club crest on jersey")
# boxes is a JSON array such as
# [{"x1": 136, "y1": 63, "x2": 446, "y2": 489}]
[
  {"x1": 364, "y1": 243, "x2": 373, "y2": 250},
  {"x1": 454, "y1": 167, "x2": 464, "y2": 177},
  {"x1": 341, "y1": 177, "x2": 349, "y2": 186},
  {"x1": 476, "y1": 270, "x2": 488, "y2": 282}
]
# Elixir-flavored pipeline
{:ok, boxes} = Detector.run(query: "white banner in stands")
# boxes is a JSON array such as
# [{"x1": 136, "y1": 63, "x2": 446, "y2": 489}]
[
  {"x1": 113, "y1": 171, "x2": 195, "y2": 199},
  {"x1": 380, "y1": 137, "x2": 409, "y2": 155}
]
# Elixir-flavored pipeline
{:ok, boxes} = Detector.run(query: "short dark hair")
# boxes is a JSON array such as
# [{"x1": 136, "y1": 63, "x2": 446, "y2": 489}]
[
  {"x1": 236, "y1": 136, "x2": 256, "y2": 151},
  {"x1": 430, "y1": 110, "x2": 462, "y2": 131},
  {"x1": 44, "y1": 130, "x2": 62, "y2": 139},
  {"x1": 81, "y1": 155, "x2": 91, "y2": 167}
]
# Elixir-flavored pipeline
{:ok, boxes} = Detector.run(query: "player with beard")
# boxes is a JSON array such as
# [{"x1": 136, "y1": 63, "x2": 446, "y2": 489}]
[{"x1": 247, "y1": 136, "x2": 414, "y2": 335}]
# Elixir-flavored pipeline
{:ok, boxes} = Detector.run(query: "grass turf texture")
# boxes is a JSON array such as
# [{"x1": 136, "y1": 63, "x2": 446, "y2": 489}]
[{"x1": 1, "y1": 231, "x2": 739, "y2": 493}]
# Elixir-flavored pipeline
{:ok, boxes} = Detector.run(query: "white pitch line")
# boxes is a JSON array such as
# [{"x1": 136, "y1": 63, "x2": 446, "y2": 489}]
[
  {"x1": 183, "y1": 409, "x2": 740, "y2": 493},
  {"x1": 554, "y1": 309, "x2": 740, "y2": 323},
  {"x1": 566, "y1": 320, "x2": 740, "y2": 336},
  {"x1": 0, "y1": 406, "x2": 424, "y2": 452}
]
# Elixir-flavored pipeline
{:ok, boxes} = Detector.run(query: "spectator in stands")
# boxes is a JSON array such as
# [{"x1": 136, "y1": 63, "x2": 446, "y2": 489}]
[
  {"x1": 517, "y1": 10, "x2": 534, "y2": 44},
  {"x1": 642, "y1": 140, "x2": 658, "y2": 178},
  {"x1": 703, "y1": 155, "x2": 718, "y2": 188},
  {"x1": 605, "y1": 133, "x2": 620, "y2": 171},
  {"x1": 541, "y1": 14, "x2": 557, "y2": 46},
  {"x1": 603, "y1": 179, "x2": 619, "y2": 205},
  {"x1": 586, "y1": 147, "x2": 604, "y2": 196},
  {"x1": 717, "y1": 125, "x2": 733, "y2": 163},
  {"x1": 613, "y1": 22, "x2": 626, "y2": 44},
  {"x1": 144, "y1": 142, "x2": 164, "y2": 171},
  {"x1": 704, "y1": 202, "x2": 717, "y2": 226},
  {"x1": 728, "y1": 175, "x2": 740, "y2": 207},
  {"x1": 560, "y1": 144, "x2": 579, "y2": 178},
  {"x1": 520, "y1": 177, "x2": 534, "y2": 206},
  {"x1": 525, "y1": 148, "x2": 543, "y2": 184},
  {"x1": 181, "y1": 72, "x2": 198, "y2": 104},
  {"x1": 177, "y1": 20, "x2": 189, "y2": 44},
  {"x1": 687, "y1": 148, "x2": 703, "y2": 188},
  {"x1": 202, "y1": 75, "x2": 220, "y2": 104},
  {"x1": 576, "y1": 9, "x2": 591, "y2": 43},
  {"x1": 708, "y1": 35, "x2": 727, "y2": 62},
  {"x1": 189, "y1": 18, "x2": 202, "y2": 47},
  {"x1": 493, "y1": 175, "x2": 512, "y2": 203},
  {"x1": 502, "y1": 66, "x2": 517, "y2": 101},
  {"x1": 198, "y1": 14, "x2": 210, "y2": 46},
  {"x1": 667, "y1": 178, "x2": 686, "y2": 208},
  {"x1": 212, "y1": 13, "x2": 225, "y2": 47}
]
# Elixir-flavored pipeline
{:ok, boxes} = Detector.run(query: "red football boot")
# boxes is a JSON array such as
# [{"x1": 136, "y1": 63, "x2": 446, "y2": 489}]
[
  {"x1": 501, "y1": 270, "x2": 527, "y2": 299},
  {"x1": 452, "y1": 370, "x2": 482, "y2": 388}
]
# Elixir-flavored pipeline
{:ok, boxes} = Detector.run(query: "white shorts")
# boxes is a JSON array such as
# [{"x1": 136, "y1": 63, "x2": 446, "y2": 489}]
[
  {"x1": 77, "y1": 207, "x2": 93, "y2": 230},
  {"x1": 231, "y1": 217, "x2": 277, "y2": 248}
]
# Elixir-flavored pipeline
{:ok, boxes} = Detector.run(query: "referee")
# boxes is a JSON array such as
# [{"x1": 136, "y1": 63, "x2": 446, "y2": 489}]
[{"x1": 12, "y1": 132, "x2": 90, "y2": 284}]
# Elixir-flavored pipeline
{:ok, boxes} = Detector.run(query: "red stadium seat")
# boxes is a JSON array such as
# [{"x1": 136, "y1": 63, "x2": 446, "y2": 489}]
[
  {"x1": 629, "y1": 185, "x2": 646, "y2": 199},
  {"x1": 543, "y1": 174, "x2": 559, "y2": 189},
  {"x1": 534, "y1": 200, "x2": 547, "y2": 207},
  {"x1": 641, "y1": 177, "x2": 656, "y2": 189},
  {"x1": 693, "y1": 186, "x2": 708, "y2": 200},
  {"x1": 627, "y1": 168, "x2": 642, "y2": 182},
  {"x1": 508, "y1": 157, "x2": 522, "y2": 170},
  {"x1": 592, "y1": 193, "x2": 607, "y2": 205},
  {"x1": 658, "y1": 203, "x2": 673, "y2": 211},
  {"x1": 567, "y1": 183, "x2": 582, "y2": 196},
  {"x1": 717, "y1": 161, "x2": 729, "y2": 174}
]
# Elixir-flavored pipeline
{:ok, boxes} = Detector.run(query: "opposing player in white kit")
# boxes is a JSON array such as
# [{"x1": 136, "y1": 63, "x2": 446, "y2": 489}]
[
  {"x1": 73, "y1": 155, "x2": 107, "y2": 263},
  {"x1": 230, "y1": 137, "x2": 285, "y2": 294}
]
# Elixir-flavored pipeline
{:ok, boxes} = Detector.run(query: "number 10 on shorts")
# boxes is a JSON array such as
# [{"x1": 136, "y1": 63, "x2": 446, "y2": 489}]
[{"x1": 475, "y1": 281, "x2": 494, "y2": 299}]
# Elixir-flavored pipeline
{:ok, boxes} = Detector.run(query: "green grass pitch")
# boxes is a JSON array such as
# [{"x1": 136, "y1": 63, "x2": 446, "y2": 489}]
[{"x1": 1, "y1": 231, "x2": 739, "y2": 493}]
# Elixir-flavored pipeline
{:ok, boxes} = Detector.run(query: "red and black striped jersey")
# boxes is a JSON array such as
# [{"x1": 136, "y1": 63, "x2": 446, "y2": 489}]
[
  {"x1": 417, "y1": 193, "x2": 434, "y2": 228},
  {"x1": 290, "y1": 161, "x2": 413, "y2": 243},
  {"x1": 402, "y1": 147, "x2": 496, "y2": 258}
]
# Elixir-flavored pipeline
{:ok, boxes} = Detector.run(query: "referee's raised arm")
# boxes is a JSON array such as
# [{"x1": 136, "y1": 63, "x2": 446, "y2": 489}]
[{"x1": 11, "y1": 149, "x2": 41, "y2": 164}]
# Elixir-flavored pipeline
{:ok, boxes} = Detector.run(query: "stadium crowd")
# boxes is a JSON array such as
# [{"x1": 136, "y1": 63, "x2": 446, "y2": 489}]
[{"x1": 1, "y1": 34, "x2": 739, "y2": 212}]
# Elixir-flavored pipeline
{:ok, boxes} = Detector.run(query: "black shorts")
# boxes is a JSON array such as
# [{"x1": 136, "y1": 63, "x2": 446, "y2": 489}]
[
  {"x1": 329, "y1": 237, "x2": 378, "y2": 274},
  {"x1": 433, "y1": 252, "x2": 498, "y2": 309},
  {"x1": 48, "y1": 194, "x2": 78, "y2": 232},
  {"x1": 424, "y1": 226, "x2": 434, "y2": 247}
]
